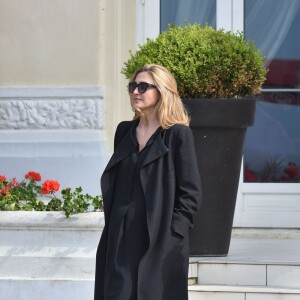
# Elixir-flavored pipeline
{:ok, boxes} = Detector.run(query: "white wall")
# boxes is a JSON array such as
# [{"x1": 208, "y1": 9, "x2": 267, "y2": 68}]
[{"x1": 0, "y1": 87, "x2": 108, "y2": 195}]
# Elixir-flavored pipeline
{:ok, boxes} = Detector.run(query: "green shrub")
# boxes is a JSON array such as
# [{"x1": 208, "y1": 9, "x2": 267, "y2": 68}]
[{"x1": 122, "y1": 24, "x2": 267, "y2": 99}]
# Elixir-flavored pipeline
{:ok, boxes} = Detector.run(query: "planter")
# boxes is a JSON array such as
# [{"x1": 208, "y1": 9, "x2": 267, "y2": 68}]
[
  {"x1": 183, "y1": 98, "x2": 256, "y2": 256},
  {"x1": 0, "y1": 211, "x2": 104, "y2": 300}
]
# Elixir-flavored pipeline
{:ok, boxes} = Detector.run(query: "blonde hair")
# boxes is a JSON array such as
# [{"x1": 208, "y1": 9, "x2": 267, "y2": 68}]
[{"x1": 129, "y1": 64, "x2": 190, "y2": 128}]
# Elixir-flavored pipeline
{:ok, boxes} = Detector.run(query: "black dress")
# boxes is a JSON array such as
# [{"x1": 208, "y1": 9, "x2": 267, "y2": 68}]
[{"x1": 103, "y1": 124, "x2": 162, "y2": 300}]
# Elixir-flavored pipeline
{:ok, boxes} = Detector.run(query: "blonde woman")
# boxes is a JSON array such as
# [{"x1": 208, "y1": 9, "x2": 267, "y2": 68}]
[{"x1": 94, "y1": 64, "x2": 202, "y2": 300}]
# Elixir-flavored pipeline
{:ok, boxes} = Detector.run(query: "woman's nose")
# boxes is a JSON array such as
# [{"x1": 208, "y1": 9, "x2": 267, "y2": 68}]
[{"x1": 133, "y1": 87, "x2": 140, "y2": 94}]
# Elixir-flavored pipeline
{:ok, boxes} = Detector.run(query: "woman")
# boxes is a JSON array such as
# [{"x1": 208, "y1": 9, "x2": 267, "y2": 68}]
[{"x1": 94, "y1": 64, "x2": 202, "y2": 300}]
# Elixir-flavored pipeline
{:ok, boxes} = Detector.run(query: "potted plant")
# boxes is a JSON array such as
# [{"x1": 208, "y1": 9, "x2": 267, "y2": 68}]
[{"x1": 122, "y1": 23, "x2": 267, "y2": 256}]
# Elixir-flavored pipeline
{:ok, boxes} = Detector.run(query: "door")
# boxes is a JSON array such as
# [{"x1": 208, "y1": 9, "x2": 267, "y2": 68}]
[
  {"x1": 137, "y1": 0, "x2": 300, "y2": 227},
  {"x1": 238, "y1": 0, "x2": 300, "y2": 227}
]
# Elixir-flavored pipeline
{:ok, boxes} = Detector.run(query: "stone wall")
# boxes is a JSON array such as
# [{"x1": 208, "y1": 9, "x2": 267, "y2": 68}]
[{"x1": 0, "y1": 211, "x2": 104, "y2": 300}]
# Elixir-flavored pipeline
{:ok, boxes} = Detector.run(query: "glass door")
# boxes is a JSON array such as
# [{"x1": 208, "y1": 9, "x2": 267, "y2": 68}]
[
  {"x1": 238, "y1": 0, "x2": 300, "y2": 227},
  {"x1": 243, "y1": 1, "x2": 300, "y2": 182},
  {"x1": 137, "y1": 0, "x2": 300, "y2": 227}
]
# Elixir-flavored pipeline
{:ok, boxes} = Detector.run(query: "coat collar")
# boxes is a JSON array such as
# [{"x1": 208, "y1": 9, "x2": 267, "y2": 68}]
[
  {"x1": 141, "y1": 129, "x2": 168, "y2": 168},
  {"x1": 103, "y1": 127, "x2": 136, "y2": 174},
  {"x1": 103, "y1": 123, "x2": 169, "y2": 174}
]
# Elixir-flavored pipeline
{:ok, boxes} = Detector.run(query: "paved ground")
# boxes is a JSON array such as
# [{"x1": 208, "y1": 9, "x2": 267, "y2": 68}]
[{"x1": 190, "y1": 229, "x2": 300, "y2": 265}]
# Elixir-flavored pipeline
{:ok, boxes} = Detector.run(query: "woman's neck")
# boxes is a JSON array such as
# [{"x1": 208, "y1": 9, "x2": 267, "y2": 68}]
[{"x1": 138, "y1": 113, "x2": 160, "y2": 130}]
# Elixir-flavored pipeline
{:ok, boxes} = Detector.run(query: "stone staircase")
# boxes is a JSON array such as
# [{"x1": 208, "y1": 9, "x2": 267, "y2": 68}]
[
  {"x1": 1, "y1": 213, "x2": 300, "y2": 300},
  {"x1": 188, "y1": 229, "x2": 300, "y2": 300},
  {"x1": 0, "y1": 211, "x2": 102, "y2": 300}
]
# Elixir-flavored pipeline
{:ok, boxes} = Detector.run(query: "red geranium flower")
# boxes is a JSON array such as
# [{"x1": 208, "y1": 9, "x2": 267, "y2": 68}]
[
  {"x1": 7, "y1": 177, "x2": 19, "y2": 188},
  {"x1": 25, "y1": 171, "x2": 42, "y2": 181},
  {"x1": 284, "y1": 162, "x2": 299, "y2": 179},
  {"x1": 244, "y1": 169, "x2": 257, "y2": 182},
  {"x1": 41, "y1": 180, "x2": 60, "y2": 194},
  {"x1": 0, "y1": 175, "x2": 6, "y2": 182},
  {"x1": 284, "y1": 167, "x2": 299, "y2": 178},
  {"x1": 1, "y1": 187, "x2": 9, "y2": 195}
]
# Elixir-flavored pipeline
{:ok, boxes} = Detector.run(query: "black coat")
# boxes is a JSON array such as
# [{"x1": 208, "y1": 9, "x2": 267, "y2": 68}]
[{"x1": 94, "y1": 120, "x2": 202, "y2": 300}]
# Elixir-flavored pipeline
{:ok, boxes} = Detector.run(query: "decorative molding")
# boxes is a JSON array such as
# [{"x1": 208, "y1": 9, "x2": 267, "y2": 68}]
[{"x1": 0, "y1": 87, "x2": 104, "y2": 129}]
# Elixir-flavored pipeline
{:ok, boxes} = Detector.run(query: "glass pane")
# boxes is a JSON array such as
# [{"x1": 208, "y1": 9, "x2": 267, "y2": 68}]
[
  {"x1": 160, "y1": 0, "x2": 216, "y2": 32},
  {"x1": 244, "y1": 0, "x2": 300, "y2": 183}
]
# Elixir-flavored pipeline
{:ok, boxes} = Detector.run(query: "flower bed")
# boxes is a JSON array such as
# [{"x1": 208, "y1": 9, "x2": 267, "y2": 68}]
[{"x1": 0, "y1": 171, "x2": 103, "y2": 217}]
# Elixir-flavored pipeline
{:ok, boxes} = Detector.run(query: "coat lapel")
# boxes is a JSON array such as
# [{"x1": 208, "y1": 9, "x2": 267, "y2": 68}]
[
  {"x1": 105, "y1": 125, "x2": 169, "y2": 172},
  {"x1": 101, "y1": 128, "x2": 136, "y2": 221},
  {"x1": 141, "y1": 130, "x2": 169, "y2": 168},
  {"x1": 103, "y1": 129, "x2": 136, "y2": 174}
]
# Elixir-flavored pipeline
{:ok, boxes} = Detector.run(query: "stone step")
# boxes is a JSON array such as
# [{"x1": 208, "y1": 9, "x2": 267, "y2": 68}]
[
  {"x1": 0, "y1": 211, "x2": 103, "y2": 260},
  {"x1": 188, "y1": 236, "x2": 300, "y2": 289},
  {"x1": 0, "y1": 279, "x2": 94, "y2": 300},
  {"x1": 188, "y1": 285, "x2": 300, "y2": 300},
  {"x1": 0, "y1": 212, "x2": 100, "y2": 299},
  {"x1": 2, "y1": 215, "x2": 300, "y2": 299},
  {"x1": 193, "y1": 261, "x2": 300, "y2": 289},
  {"x1": 231, "y1": 228, "x2": 300, "y2": 239},
  {"x1": 0, "y1": 257, "x2": 95, "y2": 280},
  {"x1": 3, "y1": 281, "x2": 300, "y2": 300}
]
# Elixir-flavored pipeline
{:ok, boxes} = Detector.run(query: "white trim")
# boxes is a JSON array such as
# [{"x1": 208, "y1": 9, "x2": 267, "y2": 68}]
[
  {"x1": 140, "y1": 0, "x2": 160, "y2": 43},
  {"x1": 217, "y1": 0, "x2": 244, "y2": 32},
  {"x1": 242, "y1": 183, "x2": 300, "y2": 194},
  {"x1": 145, "y1": 0, "x2": 160, "y2": 39},
  {"x1": 0, "y1": 211, "x2": 104, "y2": 231},
  {"x1": 0, "y1": 87, "x2": 103, "y2": 98},
  {"x1": 232, "y1": 0, "x2": 244, "y2": 33},
  {"x1": 263, "y1": 89, "x2": 300, "y2": 92},
  {"x1": 0, "y1": 129, "x2": 105, "y2": 142},
  {"x1": 216, "y1": 0, "x2": 232, "y2": 30},
  {"x1": 136, "y1": 0, "x2": 146, "y2": 47}
]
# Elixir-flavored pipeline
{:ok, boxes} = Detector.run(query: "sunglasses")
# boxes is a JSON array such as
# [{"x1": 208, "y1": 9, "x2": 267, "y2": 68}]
[{"x1": 128, "y1": 81, "x2": 158, "y2": 94}]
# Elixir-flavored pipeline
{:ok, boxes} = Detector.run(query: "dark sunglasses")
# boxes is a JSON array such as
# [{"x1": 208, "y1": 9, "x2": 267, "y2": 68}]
[{"x1": 128, "y1": 81, "x2": 158, "y2": 94}]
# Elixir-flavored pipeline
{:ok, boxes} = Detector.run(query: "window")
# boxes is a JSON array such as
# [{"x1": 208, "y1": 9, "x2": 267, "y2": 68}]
[
  {"x1": 243, "y1": 0, "x2": 300, "y2": 183},
  {"x1": 160, "y1": 0, "x2": 216, "y2": 31}
]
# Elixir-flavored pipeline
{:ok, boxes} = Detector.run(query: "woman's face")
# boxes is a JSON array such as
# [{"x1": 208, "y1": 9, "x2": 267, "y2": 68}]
[{"x1": 130, "y1": 71, "x2": 160, "y2": 114}]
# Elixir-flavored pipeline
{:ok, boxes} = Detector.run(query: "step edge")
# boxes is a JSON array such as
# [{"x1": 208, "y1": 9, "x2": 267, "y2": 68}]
[
  {"x1": 0, "y1": 277, "x2": 94, "y2": 282},
  {"x1": 189, "y1": 259, "x2": 300, "y2": 266},
  {"x1": 232, "y1": 228, "x2": 300, "y2": 239},
  {"x1": 188, "y1": 284, "x2": 300, "y2": 294}
]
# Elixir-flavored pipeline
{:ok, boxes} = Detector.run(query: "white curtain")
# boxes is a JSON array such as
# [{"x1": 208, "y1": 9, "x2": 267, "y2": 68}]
[
  {"x1": 245, "y1": 0, "x2": 300, "y2": 66},
  {"x1": 160, "y1": 0, "x2": 216, "y2": 31}
]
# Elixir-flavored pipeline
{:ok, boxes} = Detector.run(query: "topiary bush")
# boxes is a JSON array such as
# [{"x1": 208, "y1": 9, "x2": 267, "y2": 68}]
[{"x1": 122, "y1": 24, "x2": 267, "y2": 99}]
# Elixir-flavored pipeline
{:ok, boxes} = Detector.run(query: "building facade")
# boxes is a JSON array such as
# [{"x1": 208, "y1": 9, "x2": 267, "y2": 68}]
[
  {"x1": 0, "y1": 0, "x2": 135, "y2": 195},
  {"x1": 1, "y1": 0, "x2": 299, "y2": 227}
]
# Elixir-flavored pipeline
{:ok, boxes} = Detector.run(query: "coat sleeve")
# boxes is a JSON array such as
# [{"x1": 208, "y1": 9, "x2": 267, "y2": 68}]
[{"x1": 172, "y1": 125, "x2": 202, "y2": 236}]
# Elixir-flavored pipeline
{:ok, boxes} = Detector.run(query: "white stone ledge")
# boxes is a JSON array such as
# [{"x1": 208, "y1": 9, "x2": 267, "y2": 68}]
[
  {"x1": 232, "y1": 228, "x2": 300, "y2": 239},
  {"x1": 188, "y1": 285, "x2": 300, "y2": 294},
  {"x1": 0, "y1": 129, "x2": 106, "y2": 142},
  {"x1": 0, "y1": 87, "x2": 103, "y2": 98},
  {"x1": 0, "y1": 279, "x2": 94, "y2": 300},
  {"x1": 0, "y1": 211, "x2": 104, "y2": 231},
  {"x1": 0, "y1": 257, "x2": 95, "y2": 279}
]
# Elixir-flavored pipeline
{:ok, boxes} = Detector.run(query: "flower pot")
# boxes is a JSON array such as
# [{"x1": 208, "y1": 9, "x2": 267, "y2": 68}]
[{"x1": 183, "y1": 98, "x2": 256, "y2": 256}]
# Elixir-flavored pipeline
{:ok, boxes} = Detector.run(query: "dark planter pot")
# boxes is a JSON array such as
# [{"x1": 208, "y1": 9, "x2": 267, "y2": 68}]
[{"x1": 183, "y1": 98, "x2": 256, "y2": 256}]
